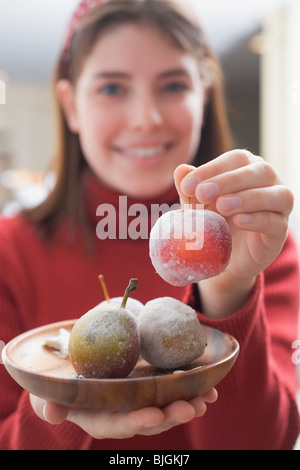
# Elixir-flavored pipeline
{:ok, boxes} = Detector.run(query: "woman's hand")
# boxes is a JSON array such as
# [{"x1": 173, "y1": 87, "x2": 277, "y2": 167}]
[
  {"x1": 30, "y1": 388, "x2": 217, "y2": 439},
  {"x1": 174, "y1": 150, "x2": 294, "y2": 318}
]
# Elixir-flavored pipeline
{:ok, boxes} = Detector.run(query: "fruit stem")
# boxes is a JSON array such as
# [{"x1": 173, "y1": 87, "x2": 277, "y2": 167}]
[
  {"x1": 98, "y1": 274, "x2": 110, "y2": 302},
  {"x1": 187, "y1": 169, "x2": 193, "y2": 209},
  {"x1": 121, "y1": 278, "x2": 138, "y2": 308}
]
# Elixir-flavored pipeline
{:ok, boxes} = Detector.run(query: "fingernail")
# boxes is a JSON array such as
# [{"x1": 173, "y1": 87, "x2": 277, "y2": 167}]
[
  {"x1": 42, "y1": 404, "x2": 48, "y2": 422},
  {"x1": 143, "y1": 422, "x2": 160, "y2": 429},
  {"x1": 165, "y1": 420, "x2": 183, "y2": 427},
  {"x1": 197, "y1": 182, "x2": 219, "y2": 201},
  {"x1": 238, "y1": 213, "x2": 254, "y2": 223},
  {"x1": 221, "y1": 196, "x2": 241, "y2": 211},
  {"x1": 181, "y1": 176, "x2": 200, "y2": 195}
]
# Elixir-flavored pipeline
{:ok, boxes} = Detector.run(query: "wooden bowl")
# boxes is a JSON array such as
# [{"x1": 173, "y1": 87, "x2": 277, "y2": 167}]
[{"x1": 2, "y1": 319, "x2": 239, "y2": 411}]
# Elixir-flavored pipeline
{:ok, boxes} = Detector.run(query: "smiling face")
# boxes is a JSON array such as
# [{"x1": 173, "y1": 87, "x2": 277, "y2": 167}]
[{"x1": 59, "y1": 23, "x2": 206, "y2": 199}]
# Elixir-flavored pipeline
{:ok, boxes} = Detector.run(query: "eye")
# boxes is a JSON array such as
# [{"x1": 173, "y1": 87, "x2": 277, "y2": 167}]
[
  {"x1": 163, "y1": 81, "x2": 189, "y2": 93},
  {"x1": 99, "y1": 83, "x2": 124, "y2": 96}
]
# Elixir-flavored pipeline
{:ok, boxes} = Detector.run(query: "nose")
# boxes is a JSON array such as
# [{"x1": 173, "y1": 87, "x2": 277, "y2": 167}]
[{"x1": 127, "y1": 88, "x2": 164, "y2": 131}]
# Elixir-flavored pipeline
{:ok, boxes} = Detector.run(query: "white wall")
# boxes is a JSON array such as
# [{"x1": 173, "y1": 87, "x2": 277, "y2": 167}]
[
  {"x1": 261, "y1": 0, "x2": 300, "y2": 250},
  {"x1": 260, "y1": 2, "x2": 300, "y2": 432},
  {"x1": 2, "y1": 83, "x2": 55, "y2": 172},
  {"x1": 284, "y1": 0, "x2": 300, "y2": 247}
]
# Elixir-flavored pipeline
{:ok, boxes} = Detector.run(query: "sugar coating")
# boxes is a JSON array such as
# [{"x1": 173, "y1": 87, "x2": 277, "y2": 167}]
[
  {"x1": 149, "y1": 209, "x2": 232, "y2": 286},
  {"x1": 45, "y1": 328, "x2": 70, "y2": 358},
  {"x1": 138, "y1": 297, "x2": 207, "y2": 369},
  {"x1": 98, "y1": 297, "x2": 144, "y2": 317},
  {"x1": 69, "y1": 303, "x2": 141, "y2": 378}
]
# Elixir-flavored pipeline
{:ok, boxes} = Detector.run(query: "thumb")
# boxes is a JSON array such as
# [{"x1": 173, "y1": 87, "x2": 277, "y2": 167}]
[
  {"x1": 30, "y1": 394, "x2": 69, "y2": 424},
  {"x1": 173, "y1": 164, "x2": 197, "y2": 208}
]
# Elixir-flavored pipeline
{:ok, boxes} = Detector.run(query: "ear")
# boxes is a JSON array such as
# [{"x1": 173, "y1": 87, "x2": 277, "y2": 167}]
[{"x1": 56, "y1": 79, "x2": 79, "y2": 133}]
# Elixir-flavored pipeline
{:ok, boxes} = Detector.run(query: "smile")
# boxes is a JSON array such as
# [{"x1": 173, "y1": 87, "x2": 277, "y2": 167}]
[{"x1": 114, "y1": 144, "x2": 171, "y2": 159}]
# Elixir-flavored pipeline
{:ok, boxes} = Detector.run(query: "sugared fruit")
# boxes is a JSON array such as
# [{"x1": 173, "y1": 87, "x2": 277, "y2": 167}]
[
  {"x1": 98, "y1": 274, "x2": 143, "y2": 317},
  {"x1": 149, "y1": 209, "x2": 232, "y2": 286},
  {"x1": 98, "y1": 297, "x2": 144, "y2": 317},
  {"x1": 138, "y1": 297, "x2": 207, "y2": 369},
  {"x1": 69, "y1": 279, "x2": 140, "y2": 378}
]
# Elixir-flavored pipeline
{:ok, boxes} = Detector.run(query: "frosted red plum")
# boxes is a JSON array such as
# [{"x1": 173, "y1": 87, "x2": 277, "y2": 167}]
[{"x1": 149, "y1": 209, "x2": 232, "y2": 286}]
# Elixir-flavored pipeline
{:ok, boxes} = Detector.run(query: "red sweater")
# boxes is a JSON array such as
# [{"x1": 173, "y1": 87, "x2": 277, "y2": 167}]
[{"x1": 0, "y1": 174, "x2": 299, "y2": 450}]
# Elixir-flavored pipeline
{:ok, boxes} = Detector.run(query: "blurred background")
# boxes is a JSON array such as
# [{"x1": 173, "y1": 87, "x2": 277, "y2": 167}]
[
  {"x1": 0, "y1": 0, "x2": 300, "y2": 233},
  {"x1": 0, "y1": 0, "x2": 299, "y2": 447},
  {"x1": 0, "y1": 0, "x2": 299, "y2": 227}
]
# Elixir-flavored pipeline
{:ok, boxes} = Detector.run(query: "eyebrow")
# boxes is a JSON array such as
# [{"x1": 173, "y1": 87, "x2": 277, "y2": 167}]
[
  {"x1": 158, "y1": 68, "x2": 190, "y2": 79},
  {"x1": 92, "y1": 68, "x2": 190, "y2": 80},
  {"x1": 93, "y1": 72, "x2": 131, "y2": 80}
]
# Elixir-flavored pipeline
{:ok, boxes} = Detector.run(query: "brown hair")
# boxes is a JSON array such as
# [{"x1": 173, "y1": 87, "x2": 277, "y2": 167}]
[{"x1": 24, "y1": 0, "x2": 233, "y2": 237}]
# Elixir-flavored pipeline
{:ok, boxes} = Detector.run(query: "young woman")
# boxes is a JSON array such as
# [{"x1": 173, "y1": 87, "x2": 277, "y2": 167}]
[{"x1": 0, "y1": 0, "x2": 299, "y2": 450}]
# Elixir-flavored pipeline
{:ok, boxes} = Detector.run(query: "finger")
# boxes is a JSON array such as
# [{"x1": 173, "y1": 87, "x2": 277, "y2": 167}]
[
  {"x1": 180, "y1": 149, "x2": 258, "y2": 196},
  {"x1": 30, "y1": 394, "x2": 69, "y2": 425},
  {"x1": 174, "y1": 164, "x2": 196, "y2": 205},
  {"x1": 199, "y1": 387, "x2": 219, "y2": 404},
  {"x1": 158, "y1": 388, "x2": 218, "y2": 428},
  {"x1": 216, "y1": 186, "x2": 294, "y2": 219},
  {"x1": 163, "y1": 400, "x2": 196, "y2": 425},
  {"x1": 67, "y1": 406, "x2": 165, "y2": 440},
  {"x1": 29, "y1": 394, "x2": 46, "y2": 421},
  {"x1": 141, "y1": 400, "x2": 196, "y2": 436},
  {"x1": 190, "y1": 388, "x2": 218, "y2": 417},
  {"x1": 143, "y1": 388, "x2": 218, "y2": 436},
  {"x1": 43, "y1": 401, "x2": 69, "y2": 424},
  {"x1": 194, "y1": 160, "x2": 280, "y2": 204},
  {"x1": 232, "y1": 211, "x2": 289, "y2": 242}
]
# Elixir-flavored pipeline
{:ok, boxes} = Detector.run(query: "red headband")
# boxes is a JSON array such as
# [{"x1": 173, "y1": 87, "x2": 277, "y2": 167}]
[{"x1": 63, "y1": 0, "x2": 104, "y2": 56}]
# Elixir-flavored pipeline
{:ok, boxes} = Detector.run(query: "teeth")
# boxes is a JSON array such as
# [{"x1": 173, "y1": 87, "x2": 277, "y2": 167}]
[{"x1": 123, "y1": 146, "x2": 166, "y2": 158}]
